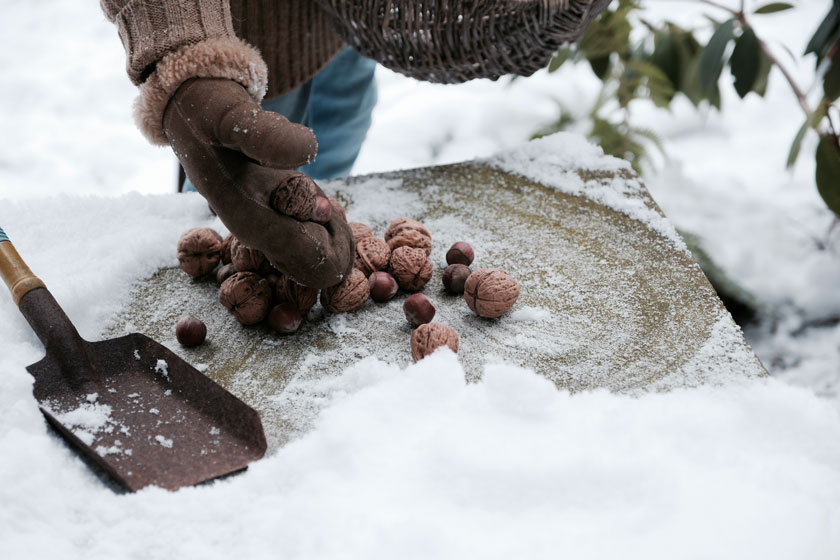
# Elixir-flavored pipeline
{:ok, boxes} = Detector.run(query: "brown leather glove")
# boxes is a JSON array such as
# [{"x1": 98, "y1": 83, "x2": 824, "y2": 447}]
[{"x1": 163, "y1": 77, "x2": 354, "y2": 289}]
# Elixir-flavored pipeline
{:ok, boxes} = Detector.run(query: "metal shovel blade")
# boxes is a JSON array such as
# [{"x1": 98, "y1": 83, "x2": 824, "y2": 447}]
[
  {"x1": 30, "y1": 330, "x2": 267, "y2": 492},
  {"x1": 2, "y1": 230, "x2": 266, "y2": 492}
]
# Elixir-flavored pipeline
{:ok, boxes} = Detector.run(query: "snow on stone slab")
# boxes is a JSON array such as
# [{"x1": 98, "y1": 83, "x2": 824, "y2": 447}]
[{"x1": 109, "y1": 138, "x2": 767, "y2": 451}]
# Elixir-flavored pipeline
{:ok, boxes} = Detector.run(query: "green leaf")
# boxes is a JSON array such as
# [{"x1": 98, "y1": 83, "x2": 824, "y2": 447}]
[
  {"x1": 548, "y1": 49, "x2": 572, "y2": 73},
  {"x1": 824, "y1": 55, "x2": 840, "y2": 100},
  {"x1": 815, "y1": 134, "x2": 840, "y2": 216},
  {"x1": 786, "y1": 109, "x2": 824, "y2": 169},
  {"x1": 648, "y1": 29, "x2": 682, "y2": 103},
  {"x1": 754, "y1": 3, "x2": 794, "y2": 14},
  {"x1": 700, "y1": 19, "x2": 737, "y2": 95},
  {"x1": 805, "y1": 4, "x2": 840, "y2": 62},
  {"x1": 751, "y1": 51, "x2": 773, "y2": 96},
  {"x1": 589, "y1": 56, "x2": 611, "y2": 80},
  {"x1": 578, "y1": 3, "x2": 634, "y2": 60},
  {"x1": 670, "y1": 27, "x2": 705, "y2": 105},
  {"x1": 730, "y1": 26, "x2": 761, "y2": 98},
  {"x1": 625, "y1": 59, "x2": 675, "y2": 108}
]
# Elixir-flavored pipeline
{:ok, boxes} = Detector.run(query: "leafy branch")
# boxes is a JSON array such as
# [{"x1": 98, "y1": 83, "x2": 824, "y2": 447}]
[{"x1": 538, "y1": 0, "x2": 840, "y2": 218}]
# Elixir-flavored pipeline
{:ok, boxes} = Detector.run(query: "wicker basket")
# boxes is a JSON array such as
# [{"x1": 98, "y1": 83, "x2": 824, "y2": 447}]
[{"x1": 314, "y1": 0, "x2": 612, "y2": 83}]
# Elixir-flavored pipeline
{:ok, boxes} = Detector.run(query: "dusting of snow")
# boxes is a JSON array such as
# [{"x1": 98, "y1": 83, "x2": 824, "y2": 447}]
[
  {"x1": 46, "y1": 401, "x2": 114, "y2": 446},
  {"x1": 508, "y1": 306, "x2": 551, "y2": 322},
  {"x1": 133, "y1": 349, "x2": 141, "y2": 361},
  {"x1": 154, "y1": 435, "x2": 173, "y2": 449},
  {"x1": 95, "y1": 439, "x2": 130, "y2": 457}
]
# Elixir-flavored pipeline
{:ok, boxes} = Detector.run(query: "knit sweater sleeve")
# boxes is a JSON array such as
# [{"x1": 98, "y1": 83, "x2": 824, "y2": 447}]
[{"x1": 100, "y1": 0, "x2": 268, "y2": 145}]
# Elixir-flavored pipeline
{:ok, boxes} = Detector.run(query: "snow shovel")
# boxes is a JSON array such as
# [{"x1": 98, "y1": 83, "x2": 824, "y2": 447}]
[{"x1": 0, "y1": 226, "x2": 267, "y2": 491}]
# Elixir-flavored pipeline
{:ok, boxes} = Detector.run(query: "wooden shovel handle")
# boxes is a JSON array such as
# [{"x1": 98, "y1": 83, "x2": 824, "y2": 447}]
[{"x1": 0, "y1": 227, "x2": 46, "y2": 305}]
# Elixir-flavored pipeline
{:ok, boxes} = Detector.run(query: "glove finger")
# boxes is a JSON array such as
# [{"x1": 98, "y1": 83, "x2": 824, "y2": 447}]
[
  {"x1": 217, "y1": 155, "x2": 331, "y2": 223},
  {"x1": 217, "y1": 101, "x2": 318, "y2": 169}
]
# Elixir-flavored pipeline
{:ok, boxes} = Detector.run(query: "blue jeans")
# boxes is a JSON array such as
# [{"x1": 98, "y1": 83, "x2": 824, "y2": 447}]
[{"x1": 183, "y1": 46, "x2": 377, "y2": 191}]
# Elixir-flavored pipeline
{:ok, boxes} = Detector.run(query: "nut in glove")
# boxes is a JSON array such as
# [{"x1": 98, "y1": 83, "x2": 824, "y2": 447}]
[{"x1": 163, "y1": 78, "x2": 354, "y2": 289}]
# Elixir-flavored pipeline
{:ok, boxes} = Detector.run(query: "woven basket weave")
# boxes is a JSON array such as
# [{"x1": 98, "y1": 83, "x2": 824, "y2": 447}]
[{"x1": 314, "y1": 0, "x2": 612, "y2": 83}]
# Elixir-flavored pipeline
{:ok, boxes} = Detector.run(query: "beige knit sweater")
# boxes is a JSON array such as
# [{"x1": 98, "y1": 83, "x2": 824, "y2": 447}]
[{"x1": 100, "y1": 0, "x2": 344, "y2": 144}]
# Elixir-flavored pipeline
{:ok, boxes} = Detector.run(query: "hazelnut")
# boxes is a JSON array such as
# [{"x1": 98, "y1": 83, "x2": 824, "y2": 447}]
[
  {"x1": 349, "y1": 222, "x2": 373, "y2": 243},
  {"x1": 446, "y1": 242, "x2": 474, "y2": 266},
  {"x1": 175, "y1": 315, "x2": 207, "y2": 347},
  {"x1": 404, "y1": 293, "x2": 436, "y2": 326},
  {"x1": 385, "y1": 218, "x2": 431, "y2": 243},
  {"x1": 389, "y1": 246, "x2": 433, "y2": 292},
  {"x1": 268, "y1": 172, "x2": 317, "y2": 221},
  {"x1": 218, "y1": 272, "x2": 272, "y2": 325},
  {"x1": 230, "y1": 236, "x2": 266, "y2": 272},
  {"x1": 442, "y1": 264, "x2": 471, "y2": 294},
  {"x1": 221, "y1": 234, "x2": 234, "y2": 265},
  {"x1": 410, "y1": 323, "x2": 459, "y2": 362},
  {"x1": 464, "y1": 268, "x2": 520, "y2": 318},
  {"x1": 328, "y1": 197, "x2": 347, "y2": 223},
  {"x1": 320, "y1": 268, "x2": 369, "y2": 313},
  {"x1": 312, "y1": 196, "x2": 332, "y2": 223},
  {"x1": 263, "y1": 272, "x2": 282, "y2": 292},
  {"x1": 275, "y1": 274, "x2": 319, "y2": 311},
  {"x1": 216, "y1": 263, "x2": 237, "y2": 286},
  {"x1": 267, "y1": 305, "x2": 303, "y2": 334},
  {"x1": 368, "y1": 271, "x2": 399, "y2": 303},
  {"x1": 176, "y1": 227, "x2": 223, "y2": 278},
  {"x1": 355, "y1": 237, "x2": 391, "y2": 276}
]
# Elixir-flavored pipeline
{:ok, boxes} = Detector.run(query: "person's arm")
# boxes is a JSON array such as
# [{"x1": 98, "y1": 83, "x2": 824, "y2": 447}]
[
  {"x1": 99, "y1": 1, "x2": 355, "y2": 288},
  {"x1": 100, "y1": 0, "x2": 267, "y2": 144}
]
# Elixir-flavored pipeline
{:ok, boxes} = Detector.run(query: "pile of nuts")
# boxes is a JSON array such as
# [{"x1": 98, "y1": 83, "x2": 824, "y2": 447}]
[{"x1": 173, "y1": 214, "x2": 519, "y2": 363}]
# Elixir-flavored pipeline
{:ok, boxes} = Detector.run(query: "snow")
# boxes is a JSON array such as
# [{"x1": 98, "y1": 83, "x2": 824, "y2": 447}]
[
  {"x1": 5, "y1": 352, "x2": 840, "y2": 558},
  {"x1": 155, "y1": 359, "x2": 170, "y2": 381},
  {"x1": 488, "y1": 133, "x2": 687, "y2": 249},
  {"x1": 46, "y1": 401, "x2": 114, "y2": 447},
  {"x1": 2, "y1": 0, "x2": 840, "y2": 557}
]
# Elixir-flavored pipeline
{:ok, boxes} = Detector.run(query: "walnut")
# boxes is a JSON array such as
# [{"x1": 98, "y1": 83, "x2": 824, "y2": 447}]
[
  {"x1": 218, "y1": 272, "x2": 272, "y2": 325},
  {"x1": 463, "y1": 268, "x2": 520, "y2": 318},
  {"x1": 384, "y1": 218, "x2": 431, "y2": 242},
  {"x1": 354, "y1": 237, "x2": 390, "y2": 276},
  {"x1": 320, "y1": 268, "x2": 369, "y2": 313},
  {"x1": 275, "y1": 273, "x2": 319, "y2": 311},
  {"x1": 410, "y1": 323, "x2": 459, "y2": 362},
  {"x1": 328, "y1": 197, "x2": 347, "y2": 223},
  {"x1": 221, "y1": 233, "x2": 234, "y2": 265},
  {"x1": 269, "y1": 172, "x2": 316, "y2": 220},
  {"x1": 386, "y1": 229, "x2": 432, "y2": 256},
  {"x1": 349, "y1": 222, "x2": 373, "y2": 243},
  {"x1": 389, "y1": 246, "x2": 432, "y2": 292},
  {"x1": 384, "y1": 218, "x2": 432, "y2": 256},
  {"x1": 176, "y1": 227, "x2": 223, "y2": 278},
  {"x1": 230, "y1": 236, "x2": 266, "y2": 272}
]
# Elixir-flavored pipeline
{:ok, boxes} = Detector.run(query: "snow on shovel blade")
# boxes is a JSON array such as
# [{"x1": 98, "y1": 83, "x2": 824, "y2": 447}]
[{"x1": 30, "y1": 331, "x2": 267, "y2": 492}]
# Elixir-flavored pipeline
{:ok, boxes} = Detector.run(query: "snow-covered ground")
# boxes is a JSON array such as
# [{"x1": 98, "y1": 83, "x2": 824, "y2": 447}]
[{"x1": 2, "y1": 1, "x2": 840, "y2": 558}]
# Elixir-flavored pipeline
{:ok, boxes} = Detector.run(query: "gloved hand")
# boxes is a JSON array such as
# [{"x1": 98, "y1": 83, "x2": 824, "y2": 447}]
[{"x1": 163, "y1": 77, "x2": 354, "y2": 289}]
